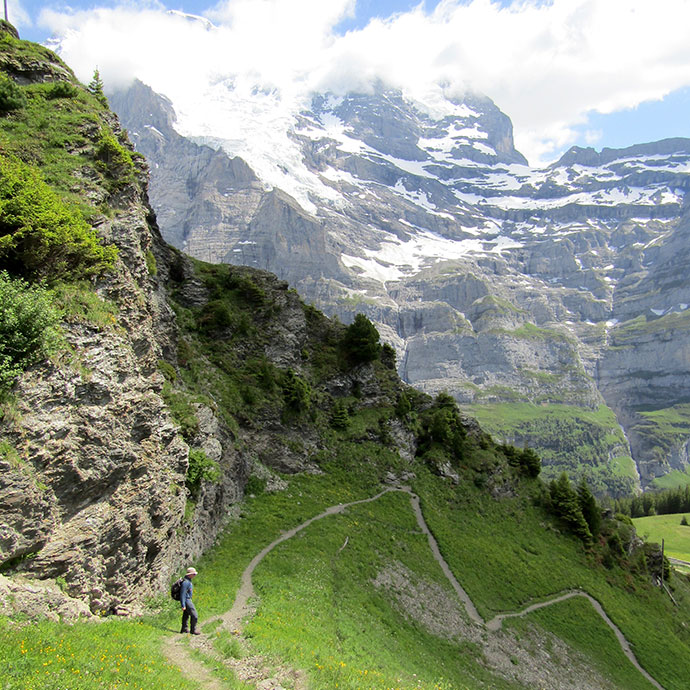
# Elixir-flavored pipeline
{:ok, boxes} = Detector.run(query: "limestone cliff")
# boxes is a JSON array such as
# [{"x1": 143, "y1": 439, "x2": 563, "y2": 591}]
[{"x1": 111, "y1": 78, "x2": 690, "y2": 494}]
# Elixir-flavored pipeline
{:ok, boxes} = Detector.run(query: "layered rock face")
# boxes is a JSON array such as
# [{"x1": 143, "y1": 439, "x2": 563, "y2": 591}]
[
  {"x1": 0, "y1": 35, "x2": 247, "y2": 613},
  {"x1": 111, "y1": 81, "x2": 690, "y2": 492}
]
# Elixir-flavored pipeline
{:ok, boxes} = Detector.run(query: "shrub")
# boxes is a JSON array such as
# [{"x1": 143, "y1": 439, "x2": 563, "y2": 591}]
[
  {"x1": 245, "y1": 475, "x2": 267, "y2": 496},
  {"x1": 280, "y1": 369, "x2": 311, "y2": 412},
  {"x1": 501, "y1": 444, "x2": 541, "y2": 478},
  {"x1": 435, "y1": 391, "x2": 456, "y2": 409},
  {"x1": 0, "y1": 154, "x2": 117, "y2": 281},
  {"x1": 224, "y1": 273, "x2": 265, "y2": 305},
  {"x1": 395, "y1": 392, "x2": 411, "y2": 418},
  {"x1": 161, "y1": 384, "x2": 199, "y2": 440},
  {"x1": 186, "y1": 448, "x2": 221, "y2": 498},
  {"x1": 381, "y1": 342, "x2": 396, "y2": 369},
  {"x1": 0, "y1": 73, "x2": 26, "y2": 113},
  {"x1": 342, "y1": 313, "x2": 381, "y2": 364},
  {"x1": 145, "y1": 250, "x2": 157, "y2": 276},
  {"x1": 157, "y1": 359, "x2": 177, "y2": 383},
  {"x1": 45, "y1": 82, "x2": 78, "y2": 100},
  {"x1": 95, "y1": 128, "x2": 134, "y2": 185},
  {"x1": 198, "y1": 300, "x2": 232, "y2": 334},
  {"x1": 0, "y1": 271, "x2": 60, "y2": 393},
  {"x1": 330, "y1": 399, "x2": 349, "y2": 430},
  {"x1": 608, "y1": 531, "x2": 625, "y2": 557}
]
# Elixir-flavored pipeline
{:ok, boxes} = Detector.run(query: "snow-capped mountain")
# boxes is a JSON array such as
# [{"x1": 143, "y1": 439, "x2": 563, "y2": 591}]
[{"x1": 110, "y1": 80, "x2": 690, "y2": 494}]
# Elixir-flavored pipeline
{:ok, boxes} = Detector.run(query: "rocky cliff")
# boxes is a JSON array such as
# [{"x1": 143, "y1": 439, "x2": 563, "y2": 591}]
[
  {"x1": 110, "y1": 78, "x2": 690, "y2": 494},
  {"x1": 0, "y1": 26, "x2": 428, "y2": 617}
]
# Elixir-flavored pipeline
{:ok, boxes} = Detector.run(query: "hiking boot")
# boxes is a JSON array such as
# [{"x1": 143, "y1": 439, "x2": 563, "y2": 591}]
[
  {"x1": 180, "y1": 629, "x2": 188, "y2": 634},
  {"x1": 190, "y1": 630, "x2": 201, "y2": 635}
]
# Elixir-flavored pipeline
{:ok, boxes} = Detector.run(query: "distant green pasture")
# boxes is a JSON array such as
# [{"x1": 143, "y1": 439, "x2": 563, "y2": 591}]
[{"x1": 632, "y1": 513, "x2": 690, "y2": 562}]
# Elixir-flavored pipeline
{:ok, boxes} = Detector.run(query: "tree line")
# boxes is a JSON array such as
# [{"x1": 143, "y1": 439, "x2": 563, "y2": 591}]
[{"x1": 615, "y1": 484, "x2": 690, "y2": 518}]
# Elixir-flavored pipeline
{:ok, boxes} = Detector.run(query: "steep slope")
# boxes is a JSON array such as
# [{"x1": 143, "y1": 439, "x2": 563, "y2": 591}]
[{"x1": 111, "y1": 78, "x2": 690, "y2": 494}]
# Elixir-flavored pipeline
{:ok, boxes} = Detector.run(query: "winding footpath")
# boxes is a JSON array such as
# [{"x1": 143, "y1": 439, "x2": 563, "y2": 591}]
[{"x1": 164, "y1": 486, "x2": 665, "y2": 690}]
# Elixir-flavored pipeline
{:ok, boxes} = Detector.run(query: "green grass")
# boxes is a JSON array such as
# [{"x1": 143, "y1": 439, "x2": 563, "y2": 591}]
[
  {"x1": 233, "y1": 483, "x2": 511, "y2": 690},
  {"x1": 473, "y1": 293, "x2": 526, "y2": 315},
  {"x1": 611, "y1": 311, "x2": 690, "y2": 347},
  {"x1": 504, "y1": 597, "x2": 658, "y2": 690},
  {"x1": 0, "y1": 34, "x2": 111, "y2": 209},
  {"x1": 6, "y1": 464, "x2": 690, "y2": 690},
  {"x1": 0, "y1": 616, "x2": 198, "y2": 690},
  {"x1": 51, "y1": 282, "x2": 119, "y2": 330},
  {"x1": 632, "y1": 513, "x2": 690, "y2": 562},
  {"x1": 491, "y1": 321, "x2": 572, "y2": 342},
  {"x1": 651, "y1": 465, "x2": 690, "y2": 490},
  {"x1": 153, "y1": 464, "x2": 690, "y2": 690},
  {"x1": 414, "y1": 467, "x2": 690, "y2": 690},
  {"x1": 632, "y1": 404, "x2": 690, "y2": 477},
  {"x1": 464, "y1": 402, "x2": 638, "y2": 496}
]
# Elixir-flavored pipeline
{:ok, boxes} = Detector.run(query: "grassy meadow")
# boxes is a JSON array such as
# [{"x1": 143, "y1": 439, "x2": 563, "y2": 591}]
[
  {"x1": 632, "y1": 513, "x2": 690, "y2": 562},
  {"x1": 6, "y1": 464, "x2": 688, "y2": 690},
  {"x1": 168, "y1": 466, "x2": 676, "y2": 690}
]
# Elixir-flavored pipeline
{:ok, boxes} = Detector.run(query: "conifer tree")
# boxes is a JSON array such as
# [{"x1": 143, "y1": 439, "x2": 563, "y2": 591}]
[
  {"x1": 330, "y1": 399, "x2": 349, "y2": 430},
  {"x1": 577, "y1": 477, "x2": 602, "y2": 538},
  {"x1": 343, "y1": 313, "x2": 381, "y2": 364},
  {"x1": 549, "y1": 472, "x2": 592, "y2": 544},
  {"x1": 88, "y1": 68, "x2": 108, "y2": 106}
]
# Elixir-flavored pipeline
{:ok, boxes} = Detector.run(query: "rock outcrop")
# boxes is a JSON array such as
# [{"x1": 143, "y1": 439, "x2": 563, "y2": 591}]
[
  {"x1": 0, "y1": 29, "x2": 422, "y2": 616},
  {"x1": 0, "y1": 31, "x2": 248, "y2": 614}
]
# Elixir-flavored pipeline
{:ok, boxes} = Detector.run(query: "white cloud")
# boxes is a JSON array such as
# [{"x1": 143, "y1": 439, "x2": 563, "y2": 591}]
[
  {"x1": 584, "y1": 129, "x2": 603, "y2": 146},
  {"x1": 6, "y1": 0, "x2": 31, "y2": 30},
  {"x1": 38, "y1": 0, "x2": 690, "y2": 166}
]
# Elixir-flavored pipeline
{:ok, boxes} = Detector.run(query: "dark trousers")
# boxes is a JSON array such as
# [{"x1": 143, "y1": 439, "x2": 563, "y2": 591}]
[{"x1": 181, "y1": 601, "x2": 198, "y2": 633}]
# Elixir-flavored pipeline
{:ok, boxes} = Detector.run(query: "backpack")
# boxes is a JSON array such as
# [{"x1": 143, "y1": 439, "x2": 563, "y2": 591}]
[{"x1": 170, "y1": 578, "x2": 184, "y2": 601}]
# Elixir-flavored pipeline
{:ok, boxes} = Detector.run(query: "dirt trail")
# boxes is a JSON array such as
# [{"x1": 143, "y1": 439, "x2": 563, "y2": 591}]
[
  {"x1": 163, "y1": 632, "x2": 225, "y2": 690},
  {"x1": 485, "y1": 591, "x2": 663, "y2": 689},
  {"x1": 217, "y1": 488, "x2": 396, "y2": 632},
  {"x1": 403, "y1": 489, "x2": 664, "y2": 690},
  {"x1": 163, "y1": 486, "x2": 665, "y2": 690}
]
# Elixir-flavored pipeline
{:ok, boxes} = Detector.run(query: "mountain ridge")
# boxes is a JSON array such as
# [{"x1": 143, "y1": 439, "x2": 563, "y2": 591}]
[{"x1": 111, "y1": 77, "x2": 690, "y2": 494}]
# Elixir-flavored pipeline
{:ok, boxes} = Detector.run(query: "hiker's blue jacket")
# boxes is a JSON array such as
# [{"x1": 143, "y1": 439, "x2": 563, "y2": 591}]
[{"x1": 180, "y1": 576, "x2": 193, "y2": 609}]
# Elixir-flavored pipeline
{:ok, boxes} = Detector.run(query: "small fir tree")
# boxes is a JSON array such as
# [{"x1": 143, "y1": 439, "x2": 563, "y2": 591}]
[
  {"x1": 343, "y1": 313, "x2": 381, "y2": 364},
  {"x1": 87, "y1": 68, "x2": 108, "y2": 106},
  {"x1": 577, "y1": 477, "x2": 602, "y2": 538},
  {"x1": 549, "y1": 472, "x2": 592, "y2": 544},
  {"x1": 330, "y1": 399, "x2": 349, "y2": 430}
]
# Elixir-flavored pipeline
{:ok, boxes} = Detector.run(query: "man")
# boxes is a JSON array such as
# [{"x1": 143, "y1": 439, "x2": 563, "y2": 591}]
[{"x1": 180, "y1": 566, "x2": 200, "y2": 635}]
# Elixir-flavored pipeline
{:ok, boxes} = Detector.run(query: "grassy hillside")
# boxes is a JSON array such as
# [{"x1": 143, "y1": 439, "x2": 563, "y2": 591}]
[
  {"x1": 6, "y1": 462, "x2": 689, "y2": 689},
  {"x1": 465, "y1": 402, "x2": 638, "y2": 496}
]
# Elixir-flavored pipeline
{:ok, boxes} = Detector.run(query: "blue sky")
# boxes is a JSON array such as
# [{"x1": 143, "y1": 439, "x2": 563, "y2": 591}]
[{"x1": 8, "y1": 0, "x2": 690, "y2": 165}]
